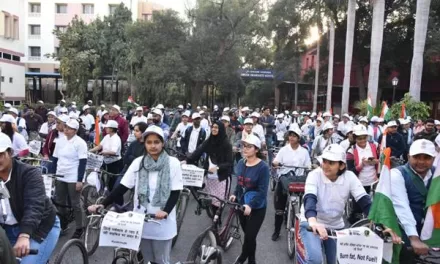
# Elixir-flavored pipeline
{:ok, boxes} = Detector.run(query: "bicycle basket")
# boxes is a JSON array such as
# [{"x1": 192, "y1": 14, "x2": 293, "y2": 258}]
[{"x1": 279, "y1": 172, "x2": 307, "y2": 194}]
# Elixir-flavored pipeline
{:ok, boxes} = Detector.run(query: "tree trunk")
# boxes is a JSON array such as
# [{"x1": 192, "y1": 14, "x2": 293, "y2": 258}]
[
  {"x1": 356, "y1": 62, "x2": 367, "y2": 100},
  {"x1": 367, "y1": 0, "x2": 385, "y2": 107},
  {"x1": 313, "y1": 30, "x2": 320, "y2": 113},
  {"x1": 326, "y1": 20, "x2": 335, "y2": 112},
  {"x1": 409, "y1": 0, "x2": 431, "y2": 102},
  {"x1": 341, "y1": 0, "x2": 356, "y2": 115},
  {"x1": 191, "y1": 81, "x2": 204, "y2": 108}
]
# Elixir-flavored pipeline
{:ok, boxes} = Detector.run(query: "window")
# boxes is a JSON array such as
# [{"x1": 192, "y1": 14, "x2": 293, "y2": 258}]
[
  {"x1": 55, "y1": 25, "x2": 67, "y2": 33},
  {"x1": 30, "y1": 25, "x2": 41, "y2": 35},
  {"x1": 2, "y1": 53, "x2": 11, "y2": 60},
  {"x1": 82, "y1": 4, "x2": 94, "y2": 14},
  {"x1": 55, "y1": 47, "x2": 60, "y2": 56},
  {"x1": 142, "y1": 14, "x2": 152, "y2": 21},
  {"x1": 12, "y1": 56, "x2": 20, "y2": 62},
  {"x1": 29, "y1": 3, "x2": 41, "y2": 13},
  {"x1": 56, "y1": 4, "x2": 67, "y2": 14},
  {"x1": 13, "y1": 17, "x2": 19, "y2": 39},
  {"x1": 9, "y1": 77, "x2": 13, "y2": 83},
  {"x1": 54, "y1": 68, "x2": 60, "y2": 73},
  {"x1": 29, "y1": 46, "x2": 41, "y2": 57},
  {"x1": 109, "y1": 5, "x2": 118, "y2": 15},
  {"x1": 1, "y1": 77, "x2": 4, "y2": 82},
  {"x1": 28, "y1": 68, "x2": 40, "y2": 73}
]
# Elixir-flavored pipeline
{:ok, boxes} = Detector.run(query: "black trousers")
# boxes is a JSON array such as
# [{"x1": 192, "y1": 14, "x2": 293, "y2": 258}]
[
  {"x1": 104, "y1": 159, "x2": 124, "y2": 205},
  {"x1": 238, "y1": 207, "x2": 266, "y2": 263},
  {"x1": 273, "y1": 182, "x2": 287, "y2": 233}
]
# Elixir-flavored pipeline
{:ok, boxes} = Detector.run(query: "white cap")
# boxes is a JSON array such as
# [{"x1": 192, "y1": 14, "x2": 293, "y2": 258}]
[
  {"x1": 143, "y1": 125, "x2": 165, "y2": 140},
  {"x1": 192, "y1": 113, "x2": 201, "y2": 119},
  {"x1": 60, "y1": 107, "x2": 68, "y2": 113},
  {"x1": 316, "y1": 117, "x2": 324, "y2": 123},
  {"x1": 0, "y1": 132, "x2": 12, "y2": 152},
  {"x1": 147, "y1": 113, "x2": 153, "y2": 119},
  {"x1": 112, "y1": 105, "x2": 121, "y2": 113},
  {"x1": 323, "y1": 112, "x2": 332, "y2": 117},
  {"x1": 435, "y1": 120, "x2": 440, "y2": 125},
  {"x1": 345, "y1": 125, "x2": 354, "y2": 135},
  {"x1": 7, "y1": 108, "x2": 18, "y2": 115},
  {"x1": 72, "y1": 102, "x2": 77, "y2": 105},
  {"x1": 203, "y1": 105, "x2": 207, "y2": 109},
  {"x1": 250, "y1": 112, "x2": 260, "y2": 118},
  {"x1": 65, "y1": 119, "x2": 79, "y2": 130},
  {"x1": 378, "y1": 117, "x2": 384, "y2": 123},
  {"x1": 199, "y1": 110, "x2": 205, "y2": 115},
  {"x1": 196, "y1": 106, "x2": 201, "y2": 110},
  {"x1": 241, "y1": 107, "x2": 250, "y2": 112},
  {"x1": 359, "y1": 117, "x2": 369, "y2": 123},
  {"x1": 156, "y1": 104, "x2": 165, "y2": 109},
  {"x1": 311, "y1": 112, "x2": 317, "y2": 117},
  {"x1": 292, "y1": 111, "x2": 298, "y2": 115},
  {"x1": 285, "y1": 110, "x2": 289, "y2": 115},
  {"x1": 318, "y1": 144, "x2": 347, "y2": 164},
  {"x1": 353, "y1": 124, "x2": 369, "y2": 136},
  {"x1": 136, "y1": 106, "x2": 143, "y2": 112},
  {"x1": 241, "y1": 134, "x2": 261, "y2": 149},
  {"x1": 387, "y1": 120, "x2": 398, "y2": 127},
  {"x1": 0, "y1": 114, "x2": 16, "y2": 124},
  {"x1": 47, "y1": 111, "x2": 56, "y2": 117},
  {"x1": 334, "y1": 114, "x2": 340, "y2": 119},
  {"x1": 371, "y1": 116, "x2": 379, "y2": 122},
  {"x1": 4, "y1": 103, "x2": 11, "y2": 108},
  {"x1": 61, "y1": 99, "x2": 66, "y2": 103},
  {"x1": 342, "y1": 113, "x2": 350, "y2": 119},
  {"x1": 407, "y1": 116, "x2": 412, "y2": 120},
  {"x1": 72, "y1": 105, "x2": 77, "y2": 109},
  {"x1": 87, "y1": 100, "x2": 93, "y2": 104},
  {"x1": 277, "y1": 114, "x2": 284, "y2": 118},
  {"x1": 214, "y1": 105, "x2": 218, "y2": 110},
  {"x1": 400, "y1": 119, "x2": 411, "y2": 125},
  {"x1": 220, "y1": 115, "x2": 230, "y2": 122},
  {"x1": 288, "y1": 126, "x2": 302, "y2": 137},
  {"x1": 57, "y1": 114, "x2": 70, "y2": 123},
  {"x1": 182, "y1": 110, "x2": 191, "y2": 117},
  {"x1": 101, "y1": 110, "x2": 108, "y2": 116},
  {"x1": 177, "y1": 105, "x2": 184, "y2": 109},
  {"x1": 243, "y1": 118, "x2": 253, "y2": 125},
  {"x1": 301, "y1": 111, "x2": 306, "y2": 115},
  {"x1": 100, "y1": 104, "x2": 105, "y2": 108},
  {"x1": 322, "y1": 122, "x2": 334, "y2": 131},
  {"x1": 152, "y1": 109, "x2": 163, "y2": 116},
  {"x1": 69, "y1": 112, "x2": 79, "y2": 119},
  {"x1": 83, "y1": 105, "x2": 90, "y2": 111},
  {"x1": 105, "y1": 120, "x2": 118, "y2": 129},
  {"x1": 37, "y1": 100, "x2": 44, "y2": 104},
  {"x1": 223, "y1": 107, "x2": 230, "y2": 112},
  {"x1": 410, "y1": 139, "x2": 436, "y2": 157}
]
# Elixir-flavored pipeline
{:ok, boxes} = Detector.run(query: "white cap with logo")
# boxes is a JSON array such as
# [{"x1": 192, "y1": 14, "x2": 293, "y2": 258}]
[
  {"x1": 152, "y1": 109, "x2": 163, "y2": 117},
  {"x1": 244, "y1": 118, "x2": 253, "y2": 125},
  {"x1": 8, "y1": 108, "x2": 18, "y2": 115},
  {"x1": 105, "y1": 120, "x2": 118, "y2": 129},
  {"x1": 112, "y1": 105, "x2": 121, "y2": 113},
  {"x1": 182, "y1": 111, "x2": 191, "y2": 117},
  {"x1": 318, "y1": 144, "x2": 347, "y2": 164},
  {"x1": 136, "y1": 106, "x2": 143, "y2": 112},
  {"x1": 0, "y1": 132, "x2": 12, "y2": 152},
  {"x1": 288, "y1": 126, "x2": 302, "y2": 137},
  {"x1": 409, "y1": 139, "x2": 436, "y2": 157},
  {"x1": 0, "y1": 114, "x2": 16, "y2": 124},
  {"x1": 353, "y1": 124, "x2": 368, "y2": 136},
  {"x1": 57, "y1": 114, "x2": 70, "y2": 123},
  {"x1": 220, "y1": 116, "x2": 230, "y2": 122},
  {"x1": 143, "y1": 125, "x2": 165, "y2": 140},
  {"x1": 241, "y1": 134, "x2": 261, "y2": 149},
  {"x1": 66, "y1": 119, "x2": 79, "y2": 130},
  {"x1": 192, "y1": 113, "x2": 201, "y2": 120}
]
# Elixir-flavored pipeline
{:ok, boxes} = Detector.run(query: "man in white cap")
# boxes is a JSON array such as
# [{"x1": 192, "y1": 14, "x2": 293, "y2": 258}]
[
  {"x1": 378, "y1": 120, "x2": 406, "y2": 158},
  {"x1": 291, "y1": 111, "x2": 300, "y2": 124},
  {"x1": 171, "y1": 111, "x2": 192, "y2": 149},
  {"x1": 39, "y1": 111, "x2": 57, "y2": 138},
  {"x1": 335, "y1": 113, "x2": 352, "y2": 143},
  {"x1": 97, "y1": 104, "x2": 106, "y2": 119},
  {"x1": 368, "y1": 116, "x2": 382, "y2": 143},
  {"x1": 35, "y1": 100, "x2": 48, "y2": 122},
  {"x1": 156, "y1": 104, "x2": 169, "y2": 125},
  {"x1": 80, "y1": 105, "x2": 93, "y2": 131},
  {"x1": 399, "y1": 119, "x2": 413, "y2": 159},
  {"x1": 130, "y1": 106, "x2": 148, "y2": 128},
  {"x1": 180, "y1": 113, "x2": 207, "y2": 155},
  {"x1": 250, "y1": 112, "x2": 266, "y2": 146},
  {"x1": 390, "y1": 139, "x2": 436, "y2": 259},
  {"x1": 54, "y1": 99, "x2": 67, "y2": 116},
  {"x1": 238, "y1": 106, "x2": 250, "y2": 124},
  {"x1": 199, "y1": 111, "x2": 211, "y2": 135},
  {"x1": 104, "y1": 105, "x2": 129, "y2": 144},
  {"x1": 8, "y1": 108, "x2": 28, "y2": 140},
  {"x1": 150, "y1": 108, "x2": 170, "y2": 140},
  {"x1": 212, "y1": 105, "x2": 222, "y2": 122}
]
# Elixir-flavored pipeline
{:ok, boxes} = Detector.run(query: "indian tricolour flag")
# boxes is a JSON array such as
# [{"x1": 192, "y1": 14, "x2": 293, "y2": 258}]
[
  {"x1": 367, "y1": 95, "x2": 373, "y2": 118},
  {"x1": 380, "y1": 101, "x2": 392, "y2": 121},
  {"x1": 421, "y1": 160, "x2": 440, "y2": 247},
  {"x1": 368, "y1": 148, "x2": 401, "y2": 264}
]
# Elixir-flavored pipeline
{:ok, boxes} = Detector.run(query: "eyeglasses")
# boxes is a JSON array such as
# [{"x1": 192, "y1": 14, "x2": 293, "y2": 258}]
[
  {"x1": 242, "y1": 143, "x2": 254, "y2": 149},
  {"x1": 357, "y1": 136, "x2": 368, "y2": 140}
]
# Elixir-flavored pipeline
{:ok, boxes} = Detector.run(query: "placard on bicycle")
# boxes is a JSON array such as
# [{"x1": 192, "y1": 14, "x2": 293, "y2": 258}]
[
  {"x1": 86, "y1": 153, "x2": 104, "y2": 170},
  {"x1": 181, "y1": 164, "x2": 204, "y2": 188}
]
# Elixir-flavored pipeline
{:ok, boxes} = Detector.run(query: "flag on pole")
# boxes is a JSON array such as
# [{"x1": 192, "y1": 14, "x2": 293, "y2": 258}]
[
  {"x1": 421, "y1": 160, "x2": 440, "y2": 247},
  {"x1": 400, "y1": 103, "x2": 407, "y2": 119},
  {"x1": 368, "y1": 148, "x2": 402, "y2": 263},
  {"x1": 367, "y1": 95, "x2": 373, "y2": 118},
  {"x1": 94, "y1": 116, "x2": 100, "y2": 145},
  {"x1": 127, "y1": 96, "x2": 134, "y2": 104},
  {"x1": 380, "y1": 101, "x2": 392, "y2": 121}
]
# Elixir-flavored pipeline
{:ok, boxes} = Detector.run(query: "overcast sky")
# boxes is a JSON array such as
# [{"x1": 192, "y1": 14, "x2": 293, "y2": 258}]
[{"x1": 151, "y1": 0, "x2": 195, "y2": 17}]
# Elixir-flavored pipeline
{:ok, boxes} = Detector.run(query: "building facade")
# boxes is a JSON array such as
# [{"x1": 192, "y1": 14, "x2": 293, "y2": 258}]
[{"x1": 0, "y1": 0, "x2": 26, "y2": 103}]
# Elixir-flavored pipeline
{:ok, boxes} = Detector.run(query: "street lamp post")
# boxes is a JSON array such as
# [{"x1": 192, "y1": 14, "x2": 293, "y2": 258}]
[{"x1": 392, "y1": 77, "x2": 399, "y2": 103}]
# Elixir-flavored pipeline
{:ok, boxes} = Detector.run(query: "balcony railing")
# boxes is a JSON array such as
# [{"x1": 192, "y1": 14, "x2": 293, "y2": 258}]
[
  {"x1": 28, "y1": 34, "x2": 41, "y2": 39},
  {"x1": 29, "y1": 12, "x2": 41, "y2": 17},
  {"x1": 28, "y1": 56, "x2": 41, "y2": 61}
]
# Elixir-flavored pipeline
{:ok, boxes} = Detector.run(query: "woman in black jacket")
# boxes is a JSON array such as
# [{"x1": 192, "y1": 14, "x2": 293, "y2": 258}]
[
  {"x1": 0, "y1": 132, "x2": 59, "y2": 264},
  {"x1": 123, "y1": 122, "x2": 148, "y2": 169},
  {"x1": 186, "y1": 121, "x2": 233, "y2": 213}
]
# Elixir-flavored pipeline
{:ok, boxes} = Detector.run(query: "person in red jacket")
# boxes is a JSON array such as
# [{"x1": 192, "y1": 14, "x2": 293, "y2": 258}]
[{"x1": 102, "y1": 105, "x2": 129, "y2": 144}]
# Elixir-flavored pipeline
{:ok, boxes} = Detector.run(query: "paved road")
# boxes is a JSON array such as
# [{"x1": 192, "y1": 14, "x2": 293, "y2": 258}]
[{"x1": 49, "y1": 180, "x2": 292, "y2": 264}]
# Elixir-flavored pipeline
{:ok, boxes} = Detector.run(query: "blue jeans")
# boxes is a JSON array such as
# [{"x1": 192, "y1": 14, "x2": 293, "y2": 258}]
[
  {"x1": 4, "y1": 216, "x2": 60, "y2": 264},
  {"x1": 265, "y1": 135, "x2": 274, "y2": 164},
  {"x1": 41, "y1": 156, "x2": 57, "y2": 174},
  {"x1": 299, "y1": 221, "x2": 337, "y2": 264}
]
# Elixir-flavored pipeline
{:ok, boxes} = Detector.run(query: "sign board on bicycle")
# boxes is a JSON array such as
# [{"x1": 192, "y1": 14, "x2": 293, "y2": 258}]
[
  {"x1": 99, "y1": 211, "x2": 145, "y2": 251},
  {"x1": 29, "y1": 140, "x2": 41, "y2": 155},
  {"x1": 181, "y1": 164, "x2": 204, "y2": 187},
  {"x1": 86, "y1": 153, "x2": 104, "y2": 170},
  {"x1": 336, "y1": 227, "x2": 386, "y2": 264},
  {"x1": 42, "y1": 175, "x2": 53, "y2": 198}
]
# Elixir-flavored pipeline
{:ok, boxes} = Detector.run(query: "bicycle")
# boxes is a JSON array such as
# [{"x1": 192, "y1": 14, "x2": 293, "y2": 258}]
[
  {"x1": 53, "y1": 239, "x2": 89, "y2": 264},
  {"x1": 15, "y1": 249, "x2": 39, "y2": 264},
  {"x1": 82, "y1": 168, "x2": 122, "y2": 211},
  {"x1": 273, "y1": 165, "x2": 311, "y2": 258},
  {"x1": 268, "y1": 147, "x2": 282, "y2": 191},
  {"x1": 344, "y1": 179, "x2": 380, "y2": 226},
  {"x1": 186, "y1": 191, "x2": 244, "y2": 264}
]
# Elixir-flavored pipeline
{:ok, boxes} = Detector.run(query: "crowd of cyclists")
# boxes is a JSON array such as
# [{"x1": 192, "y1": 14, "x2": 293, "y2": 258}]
[{"x1": 0, "y1": 99, "x2": 438, "y2": 264}]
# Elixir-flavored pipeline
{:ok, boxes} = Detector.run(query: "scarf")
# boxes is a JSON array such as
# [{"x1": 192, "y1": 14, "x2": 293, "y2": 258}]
[{"x1": 137, "y1": 151, "x2": 170, "y2": 210}]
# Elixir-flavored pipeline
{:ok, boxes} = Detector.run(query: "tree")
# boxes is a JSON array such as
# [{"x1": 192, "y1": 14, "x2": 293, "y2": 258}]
[
  {"x1": 341, "y1": 0, "x2": 356, "y2": 115},
  {"x1": 367, "y1": 0, "x2": 385, "y2": 108},
  {"x1": 326, "y1": 20, "x2": 335, "y2": 111},
  {"x1": 409, "y1": 0, "x2": 432, "y2": 101}
]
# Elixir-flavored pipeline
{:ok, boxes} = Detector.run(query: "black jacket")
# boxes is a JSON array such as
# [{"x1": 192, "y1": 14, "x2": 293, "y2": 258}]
[
  {"x1": 123, "y1": 140, "x2": 145, "y2": 170},
  {"x1": 378, "y1": 132, "x2": 406, "y2": 158},
  {"x1": 6, "y1": 160, "x2": 56, "y2": 243},
  {"x1": 413, "y1": 129, "x2": 437, "y2": 143},
  {"x1": 180, "y1": 126, "x2": 207, "y2": 154}
]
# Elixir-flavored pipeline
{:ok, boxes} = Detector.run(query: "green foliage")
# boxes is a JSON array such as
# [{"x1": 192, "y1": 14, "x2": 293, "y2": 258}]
[
  {"x1": 389, "y1": 93, "x2": 431, "y2": 121},
  {"x1": 353, "y1": 99, "x2": 382, "y2": 116}
]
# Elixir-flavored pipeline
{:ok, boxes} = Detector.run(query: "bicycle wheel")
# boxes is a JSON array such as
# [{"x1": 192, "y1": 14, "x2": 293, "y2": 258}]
[
  {"x1": 286, "y1": 200, "x2": 295, "y2": 258},
  {"x1": 84, "y1": 215, "x2": 102, "y2": 256},
  {"x1": 187, "y1": 230, "x2": 219, "y2": 264},
  {"x1": 54, "y1": 238, "x2": 89, "y2": 264},
  {"x1": 173, "y1": 191, "x2": 190, "y2": 247},
  {"x1": 82, "y1": 184, "x2": 99, "y2": 211},
  {"x1": 220, "y1": 209, "x2": 239, "y2": 252},
  {"x1": 350, "y1": 218, "x2": 371, "y2": 228}
]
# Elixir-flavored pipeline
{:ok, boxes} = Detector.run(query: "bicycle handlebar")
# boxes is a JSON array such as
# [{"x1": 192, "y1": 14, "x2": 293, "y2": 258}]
[
  {"x1": 42, "y1": 174, "x2": 64, "y2": 178},
  {"x1": 95, "y1": 207, "x2": 166, "y2": 221},
  {"x1": 20, "y1": 157, "x2": 51, "y2": 162},
  {"x1": 86, "y1": 168, "x2": 121, "y2": 177},
  {"x1": 306, "y1": 223, "x2": 394, "y2": 243},
  {"x1": 197, "y1": 190, "x2": 245, "y2": 211}
]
